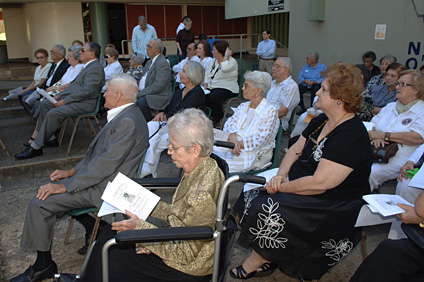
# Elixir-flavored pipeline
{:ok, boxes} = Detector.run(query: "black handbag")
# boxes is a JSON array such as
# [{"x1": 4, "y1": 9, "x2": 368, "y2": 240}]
[{"x1": 401, "y1": 223, "x2": 424, "y2": 249}]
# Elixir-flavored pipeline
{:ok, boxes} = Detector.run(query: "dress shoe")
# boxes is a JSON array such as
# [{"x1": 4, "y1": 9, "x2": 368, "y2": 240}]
[
  {"x1": 44, "y1": 139, "x2": 59, "y2": 148},
  {"x1": 15, "y1": 147, "x2": 43, "y2": 160},
  {"x1": 10, "y1": 262, "x2": 57, "y2": 282}
]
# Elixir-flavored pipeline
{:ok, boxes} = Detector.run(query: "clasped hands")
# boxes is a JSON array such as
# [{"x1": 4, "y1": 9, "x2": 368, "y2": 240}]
[{"x1": 264, "y1": 174, "x2": 287, "y2": 195}]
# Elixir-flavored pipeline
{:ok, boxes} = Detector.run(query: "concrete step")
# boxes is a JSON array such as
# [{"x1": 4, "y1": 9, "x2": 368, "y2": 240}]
[
  {"x1": 0, "y1": 97, "x2": 21, "y2": 107},
  {"x1": 0, "y1": 105, "x2": 27, "y2": 118}
]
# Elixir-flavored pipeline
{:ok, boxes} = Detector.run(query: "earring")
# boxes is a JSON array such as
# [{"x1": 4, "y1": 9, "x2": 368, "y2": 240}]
[{"x1": 337, "y1": 101, "x2": 341, "y2": 105}]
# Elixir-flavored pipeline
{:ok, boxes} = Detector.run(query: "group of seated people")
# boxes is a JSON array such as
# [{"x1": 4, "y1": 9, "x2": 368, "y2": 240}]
[{"x1": 9, "y1": 36, "x2": 424, "y2": 282}]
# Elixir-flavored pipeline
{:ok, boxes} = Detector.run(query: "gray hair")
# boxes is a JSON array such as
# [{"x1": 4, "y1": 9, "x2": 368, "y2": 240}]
[
  {"x1": 244, "y1": 70, "x2": 272, "y2": 97},
  {"x1": 130, "y1": 53, "x2": 144, "y2": 65},
  {"x1": 308, "y1": 51, "x2": 319, "y2": 61},
  {"x1": 185, "y1": 61, "x2": 205, "y2": 86},
  {"x1": 54, "y1": 44, "x2": 66, "y2": 57},
  {"x1": 68, "y1": 45, "x2": 82, "y2": 61},
  {"x1": 150, "y1": 38, "x2": 164, "y2": 53},
  {"x1": 380, "y1": 54, "x2": 397, "y2": 64},
  {"x1": 138, "y1": 16, "x2": 147, "y2": 23},
  {"x1": 109, "y1": 73, "x2": 138, "y2": 103},
  {"x1": 167, "y1": 108, "x2": 213, "y2": 157},
  {"x1": 276, "y1": 57, "x2": 292, "y2": 72},
  {"x1": 183, "y1": 18, "x2": 192, "y2": 25}
]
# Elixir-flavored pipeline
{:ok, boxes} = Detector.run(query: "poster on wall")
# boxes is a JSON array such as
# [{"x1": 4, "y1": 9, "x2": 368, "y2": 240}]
[
  {"x1": 375, "y1": 24, "x2": 386, "y2": 40},
  {"x1": 268, "y1": 0, "x2": 284, "y2": 11}
]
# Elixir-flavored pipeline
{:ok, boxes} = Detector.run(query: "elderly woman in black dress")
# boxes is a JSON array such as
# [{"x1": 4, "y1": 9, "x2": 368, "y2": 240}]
[{"x1": 231, "y1": 62, "x2": 372, "y2": 280}]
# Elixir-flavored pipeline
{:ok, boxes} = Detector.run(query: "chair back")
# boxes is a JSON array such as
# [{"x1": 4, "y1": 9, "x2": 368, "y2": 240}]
[
  {"x1": 284, "y1": 109, "x2": 297, "y2": 135},
  {"x1": 168, "y1": 55, "x2": 179, "y2": 70}
]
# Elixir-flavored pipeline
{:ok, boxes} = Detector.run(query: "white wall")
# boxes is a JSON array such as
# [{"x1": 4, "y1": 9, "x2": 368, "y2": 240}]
[
  {"x1": 2, "y1": 7, "x2": 28, "y2": 59},
  {"x1": 288, "y1": 0, "x2": 424, "y2": 81},
  {"x1": 24, "y1": 2, "x2": 84, "y2": 62},
  {"x1": 225, "y1": 0, "x2": 290, "y2": 19}
]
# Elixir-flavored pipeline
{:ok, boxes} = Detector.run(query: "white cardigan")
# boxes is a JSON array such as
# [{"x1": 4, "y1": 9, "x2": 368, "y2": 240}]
[{"x1": 205, "y1": 56, "x2": 239, "y2": 94}]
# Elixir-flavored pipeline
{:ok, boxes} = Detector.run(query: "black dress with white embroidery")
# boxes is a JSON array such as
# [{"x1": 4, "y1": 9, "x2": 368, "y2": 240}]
[{"x1": 235, "y1": 114, "x2": 372, "y2": 280}]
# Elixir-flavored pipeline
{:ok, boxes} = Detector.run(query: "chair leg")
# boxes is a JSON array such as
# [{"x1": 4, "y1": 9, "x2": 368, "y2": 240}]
[
  {"x1": 58, "y1": 119, "x2": 68, "y2": 146},
  {"x1": 89, "y1": 212, "x2": 101, "y2": 247},
  {"x1": 85, "y1": 117, "x2": 97, "y2": 138},
  {"x1": 360, "y1": 230, "x2": 368, "y2": 260},
  {"x1": 0, "y1": 138, "x2": 11, "y2": 158},
  {"x1": 64, "y1": 217, "x2": 75, "y2": 245},
  {"x1": 67, "y1": 117, "x2": 82, "y2": 155}
]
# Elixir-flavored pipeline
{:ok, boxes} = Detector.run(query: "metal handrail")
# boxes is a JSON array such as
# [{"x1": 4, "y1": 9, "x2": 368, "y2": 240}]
[{"x1": 121, "y1": 33, "x2": 286, "y2": 59}]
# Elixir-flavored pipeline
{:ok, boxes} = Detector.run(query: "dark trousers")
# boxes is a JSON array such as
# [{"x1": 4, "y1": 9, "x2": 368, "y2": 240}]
[
  {"x1": 206, "y1": 88, "x2": 237, "y2": 124},
  {"x1": 298, "y1": 83, "x2": 321, "y2": 110},
  {"x1": 81, "y1": 225, "x2": 210, "y2": 282},
  {"x1": 350, "y1": 239, "x2": 424, "y2": 282},
  {"x1": 136, "y1": 96, "x2": 154, "y2": 122}
]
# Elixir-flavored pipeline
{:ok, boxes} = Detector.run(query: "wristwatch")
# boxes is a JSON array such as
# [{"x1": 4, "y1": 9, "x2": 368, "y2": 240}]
[{"x1": 384, "y1": 132, "x2": 391, "y2": 142}]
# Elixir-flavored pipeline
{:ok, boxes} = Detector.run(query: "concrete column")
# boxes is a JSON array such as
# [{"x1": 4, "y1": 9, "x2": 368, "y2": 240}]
[
  {"x1": 23, "y1": 2, "x2": 84, "y2": 62},
  {"x1": 90, "y1": 2, "x2": 108, "y2": 51}
]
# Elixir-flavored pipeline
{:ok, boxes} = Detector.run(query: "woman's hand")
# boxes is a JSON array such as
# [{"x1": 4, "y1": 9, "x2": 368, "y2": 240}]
[
  {"x1": 152, "y1": 112, "x2": 166, "y2": 122},
  {"x1": 111, "y1": 210, "x2": 140, "y2": 233},
  {"x1": 371, "y1": 139, "x2": 388, "y2": 148},
  {"x1": 228, "y1": 133, "x2": 241, "y2": 156},
  {"x1": 46, "y1": 86, "x2": 54, "y2": 92},
  {"x1": 368, "y1": 127, "x2": 384, "y2": 141},
  {"x1": 224, "y1": 47, "x2": 233, "y2": 57},
  {"x1": 398, "y1": 161, "x2": 416, "y2": 181},
  {"x1": 264, "y1": 174, "x2": 287, "y2": 195},
  {"x1": 397, "y1": 203, "x2": 423, "y2": 224}
]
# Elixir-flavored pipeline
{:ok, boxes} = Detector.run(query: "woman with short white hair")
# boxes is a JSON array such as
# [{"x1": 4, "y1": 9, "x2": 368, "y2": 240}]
[
  {"x1": 213, "y1": 70, "x2": 280, "y2": 172},
  {"x1": 140, "y1": 61, "x2": 206, "y2": 178},
  {"x1": 127, "y1": 53, "x2": 144, "y2": 84}
]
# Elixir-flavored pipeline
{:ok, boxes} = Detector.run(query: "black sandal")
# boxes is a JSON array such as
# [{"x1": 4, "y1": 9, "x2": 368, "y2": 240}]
[
  {"x1": 255, "y1": 262, "x2": 278, "y2": 277},
  {"x1": 229, "y1": 265, "x2": 257, "y2": 279}
]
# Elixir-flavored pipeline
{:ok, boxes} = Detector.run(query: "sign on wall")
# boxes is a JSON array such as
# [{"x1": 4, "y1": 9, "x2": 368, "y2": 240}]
[
  {"x1": 374, "y1": 24, "x2": 386, "y2": 40},
  {"x1": 269, "y1": 0, "x2": 285, "y2": 12}
]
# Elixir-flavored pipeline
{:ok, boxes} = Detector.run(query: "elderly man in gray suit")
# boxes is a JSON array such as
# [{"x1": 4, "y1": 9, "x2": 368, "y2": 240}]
[
  {"x1": 10, "y1": 74, "x2": 149, "y2": 282},
  {"x1": 15, "y1": 42, "x2": 106, "y2": 159},
  {"x1": 136, "y1": 38, "x2": 172, "y2": 122}
]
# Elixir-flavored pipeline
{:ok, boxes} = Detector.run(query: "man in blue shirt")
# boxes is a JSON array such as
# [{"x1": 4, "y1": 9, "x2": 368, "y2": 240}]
[
  {"x1": 256, "y1": 29, "x2": 276, "y2": 75},
  {"x1": 132, "y1": 16, "x2": 157, "y2": 66},
  {"x1": 297, "y1": 51, "x2": 326, "y2": 115}
]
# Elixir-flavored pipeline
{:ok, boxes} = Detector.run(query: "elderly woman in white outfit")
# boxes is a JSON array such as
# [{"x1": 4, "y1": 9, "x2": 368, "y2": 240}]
[
  {"x1": 368, "y1": 70, "x2": 424, "y2": 191},
  {"x1": 213, "y1": 71, "x2": 280, "y2": 173},
  {"x1": 102, "y1": 48, "x2": 123, "y2": 93}
]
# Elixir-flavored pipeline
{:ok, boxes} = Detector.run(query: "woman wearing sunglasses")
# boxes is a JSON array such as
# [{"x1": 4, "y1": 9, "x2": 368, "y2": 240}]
[
  {"x1": 230, "y1": 62, "x2": 372, "y2": 280},
  {"x1": 102, "y1": 47, "x2": 123, "y2": 93}
]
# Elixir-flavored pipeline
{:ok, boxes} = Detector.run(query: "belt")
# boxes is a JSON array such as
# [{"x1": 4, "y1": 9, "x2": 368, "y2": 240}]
[{"x1": 260, "y1": 58, "x2": 275, "y2": 61}]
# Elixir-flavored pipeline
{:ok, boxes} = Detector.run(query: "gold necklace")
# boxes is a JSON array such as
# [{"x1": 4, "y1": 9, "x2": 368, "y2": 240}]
[{"x1": 309, "y1": 112, "x2": 349, "y2": 150}]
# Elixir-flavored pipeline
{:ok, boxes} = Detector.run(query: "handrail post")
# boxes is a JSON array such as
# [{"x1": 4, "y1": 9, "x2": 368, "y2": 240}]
[{"x1": 239, "y1": 34, "x2": 242, "y2": 59}]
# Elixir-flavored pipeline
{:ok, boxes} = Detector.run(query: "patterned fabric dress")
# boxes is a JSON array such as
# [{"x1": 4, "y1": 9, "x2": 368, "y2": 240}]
[{"x1": 235, "y1": 114, "x2": 372, "y2": 280}]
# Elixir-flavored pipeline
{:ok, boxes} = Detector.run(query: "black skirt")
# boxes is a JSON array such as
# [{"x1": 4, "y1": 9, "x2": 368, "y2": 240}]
[
  {"x1": 81, "y1": 225, "x2": 211, "y2": 282},
  {"x1": 234, "y1": 189, "x2": 363, "y2": 280}
]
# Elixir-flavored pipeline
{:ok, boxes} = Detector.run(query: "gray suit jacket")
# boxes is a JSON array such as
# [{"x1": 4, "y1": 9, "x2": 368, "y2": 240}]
[
  {"x1": 137, "y1": 54, "x2": 172, "y2": 110},
  {"x1": 61, "y1": 104, "x2": 149, "y2": 207},
  {"x1": 60, "y1": 59, "x2": 105, "y2": 112}
]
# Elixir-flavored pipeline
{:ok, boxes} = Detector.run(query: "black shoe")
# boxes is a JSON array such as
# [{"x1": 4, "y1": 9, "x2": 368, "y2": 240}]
[
  {"x1": 77, "y1": 233, "x2": 91, "y2": 255},
  {"x1": 14, "y1": 147, "x2": 43, "y2": 160},
  {"x1": 44, "y1": 139, "x2": 59, "y2": 148},
  {"x1": 10, "y1": 262, "x2": 57, "y2": 282}
]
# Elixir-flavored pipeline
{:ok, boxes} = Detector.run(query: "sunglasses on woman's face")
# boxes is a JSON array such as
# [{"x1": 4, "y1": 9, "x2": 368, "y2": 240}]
[{"x1": 104, "y1": 55, "x2": 111, "y2": 59}]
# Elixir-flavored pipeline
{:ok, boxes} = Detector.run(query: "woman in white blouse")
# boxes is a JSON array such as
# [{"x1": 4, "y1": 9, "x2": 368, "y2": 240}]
[
  {"x1": 102, "y1": 47, "x2": 123, "y2": 93},
  {"x1": 213, "y1": 71, "x2": 280, "y2": 172},
  {"x1": 368, "y1": 70, "x2": 424, "y2": 191},
  {"x1": 46, "y1": 45, "x2": 83, "y2": 93},
  {"x1": 205, "y1": 40, "x2": 239, "y2": 127},
  {"x1": 20, "y1": 49, "x2": 51, "y2": 99},
  {"x1": 197, "y1": 41, "x2": 212, "y2": 80}
]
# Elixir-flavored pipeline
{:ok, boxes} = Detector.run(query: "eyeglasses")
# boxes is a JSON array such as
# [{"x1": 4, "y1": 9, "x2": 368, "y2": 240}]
[
  {"x1": 104, "y1": 55, "x2": 111, "y2": 59},
  {"x1": 81, "y1": 48, "x2": 87, "y2": 53},
  {"x1": 36, "y1": 56, "x2": 45, "y2": 59},
  {"x1": 167, "y1": 143, "x2": 184, "y2": 153},
  {"x1": 396, "y1": 82, "x2": 413, "y2": 88}
]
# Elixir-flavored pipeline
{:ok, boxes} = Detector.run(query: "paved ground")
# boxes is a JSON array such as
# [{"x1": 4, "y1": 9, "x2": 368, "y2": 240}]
[{"x1": 0, "y1": 62, "x2": 396, "y2": 282}]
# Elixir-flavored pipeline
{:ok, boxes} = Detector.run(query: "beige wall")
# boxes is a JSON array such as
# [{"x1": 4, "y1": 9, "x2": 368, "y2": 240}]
[
  {"x1": 3, "y1": 2, "x2": 84, "y2": 61},
  {"x1": 2, "y1": 7, "x2": 28, "y2": 59},
  {"x1": 288, "y1": 0, "x2": 424, "y2": 81},
  {"x1": 24, "y1": 2, "x2": 84, "y2": 62}
]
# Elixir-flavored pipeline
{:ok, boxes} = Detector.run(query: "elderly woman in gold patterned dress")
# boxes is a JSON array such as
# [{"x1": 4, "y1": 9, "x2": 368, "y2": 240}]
[{"x1": 80, "y1": 108, "x2": 225, "y2": 282}]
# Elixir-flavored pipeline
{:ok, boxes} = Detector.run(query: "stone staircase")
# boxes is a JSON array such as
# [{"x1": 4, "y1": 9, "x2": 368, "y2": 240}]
[{"x1": 0, "y1": 80, "x2": 103, "y2": 181}]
